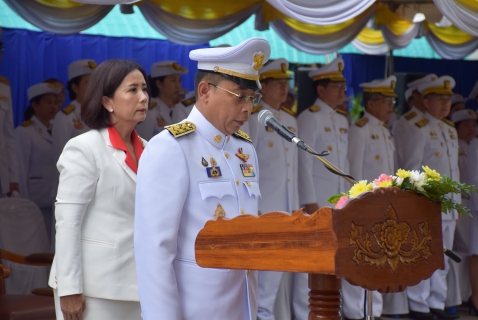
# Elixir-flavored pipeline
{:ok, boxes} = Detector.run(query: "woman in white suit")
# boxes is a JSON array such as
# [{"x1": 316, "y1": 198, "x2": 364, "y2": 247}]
[{"x1": 48, "y1": 59, "x2": 149, "y2": 320}]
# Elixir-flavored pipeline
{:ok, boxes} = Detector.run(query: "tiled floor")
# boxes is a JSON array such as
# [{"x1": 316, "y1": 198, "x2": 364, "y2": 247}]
[{"x1": 382, "y1": 305, "x2": 478, "y2": 320}]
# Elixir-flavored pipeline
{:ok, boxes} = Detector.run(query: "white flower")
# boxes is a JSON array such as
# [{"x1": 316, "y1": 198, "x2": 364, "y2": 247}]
[
  {"x1": 393, "y1": 176, "x2": 404, "y2": 186},
  {"x1": 409, "y1": 170, "x2": 426, "y2": 191}
]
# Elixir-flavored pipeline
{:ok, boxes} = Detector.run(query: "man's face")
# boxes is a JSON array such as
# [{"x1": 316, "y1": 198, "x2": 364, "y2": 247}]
[
  {"x1": 457, "y1": 119, "x2": 477, "y2": 143},
  {"x1": 424, "y1": 94, "x2": 452, "y2": 120},
  {"x1": 317, "y1": 82, "x2": 346, "y2": 108},
  {"x1": 367, "y1": 95, "x2": 395, "y2": 123},
  {"x1": 412, "y1": 91, "x2": 424, "y2": 108},
  {"x1": 260, "y1": 79, "x2": 288, "y2": 107}
]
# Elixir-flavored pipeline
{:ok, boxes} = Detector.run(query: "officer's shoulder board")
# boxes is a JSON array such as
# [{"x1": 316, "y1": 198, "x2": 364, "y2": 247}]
[
  {"x1": 165, "y1": 121, "x2": 196, "y2": 138},
  {"x1": 233, "y1": 130, "x2": 252, "y2": 143},
  {"x1": 21, "y1": 119, "x2": 34, "y2": 127},
  {"x1": 415, "y1": 118, "x2": 429, "y2": 128},
  {"x1": 0, "y1": 76, "x2": 10, "y2": 86},
  {"x1": 281, "y1": 106, "x2": 296, "y2": 117},
  {"x1": 443, "y1": 118, "x2": 455, "y2": 128},
  {"x1": 251, "y1": 105, "x2": 262, "y2": 114},
  {"x1": 335, "y1": 108, "x2": 348, "y2": 117},
  {"x1": 309, "y1": 105, "x2": 320, "y2": 112},
  {"x1": 61, "y1": 104, "x2": 75, "y2": 115},
  {"x1": 404, "y1": 111, "x2": 417, "y2": 121},
  {"x1": 181, "y1": 96, "x2": 196, "y2": 107},
  {"x1": 355, "y1": 117, "x2": 369, "y2": 127},
  {"x1": 149, "y1": 101, "x2": 157, "y2": 110}
]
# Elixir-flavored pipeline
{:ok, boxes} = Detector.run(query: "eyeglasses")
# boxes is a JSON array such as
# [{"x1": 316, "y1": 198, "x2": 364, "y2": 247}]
[
  {"x1": 328, "y1": 83, "x2": 347, "y2": 91},
  {"x1": 208, "y1": 83, "x2": 262, "y2": 105},
  {"x1": 372, "y1": 97, "x2": 396, "y2": 104}
]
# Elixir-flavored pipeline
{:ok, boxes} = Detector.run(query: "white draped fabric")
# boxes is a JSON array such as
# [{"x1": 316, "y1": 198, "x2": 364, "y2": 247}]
[
  {"x1": 380, "y1": 23, "x2": 424, "y2": 50},
  {"x1": 4, "y1": 0, "x2": 113, "y2": 35},
  {"x1": 265, "y1": 0, "x2": 376, "y2": 25},
  {"x1": 138, "y1": 2, "x2": 261, "y2": 45},
  {"x1": 425, "y1": 31, "x2": 478, "y2": 60},
  {"x1": 351, "y1": 38, "x2": 389, "y2": 55},
  {"x1": 433, "y1": 0, "x2": 478, "y2": 37}
]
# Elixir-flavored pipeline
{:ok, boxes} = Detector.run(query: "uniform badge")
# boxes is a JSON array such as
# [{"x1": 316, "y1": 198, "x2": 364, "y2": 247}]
[
  {"x1": 265, "y1": 126, "x2": 274, "y2": 132},
  {"x1": 235, "y1": 148, "x2": 250, "y2": 163},
  {"x1": 324, "y1": 127, "x2": 331, "y2": 132},
  {"x1": 240, "y1": 164, "x2": 256, "y2": 177},
  {"x1": 288, "y1": 126, "x2": 296, "y2": 133},
  {"x1": 214, "y1": 204, "x2": 226, "y2": 219},
  {"x1": 201, "y1": 157, "x2": 208, "y2": 167},
  {"x1": 207, "y1": 157, "x2": 222, "y2": 178},
  {"x1": 340, "y1": 128, "x2": 347, "y2": 134},
  {"x1": 73, "y1": 118, "x2": 84, "y2": 130},
  {"x1": 157, "y1": 116, "x2": 166, "y2": 127}
]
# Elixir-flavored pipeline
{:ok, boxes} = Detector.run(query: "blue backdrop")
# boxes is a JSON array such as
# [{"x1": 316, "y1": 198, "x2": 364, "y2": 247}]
[{"x1": 0, "y1": 27, "x2": 208, "y2": 126}]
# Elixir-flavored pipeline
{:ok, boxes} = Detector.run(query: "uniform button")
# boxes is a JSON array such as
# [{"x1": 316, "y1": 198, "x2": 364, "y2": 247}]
[
  {"x1": 327, "y1": 146, "x2": 333, "y2": 151},
  {"x1": 214, "y1": 135, "x2": 222, "y2": 143},
  {"x1": 435, "y1": 152, "x2": 440, "y2": 157},
  {"x1": 338, "y1": 150, "x2": 341, "y2": 154},
  {"x1": 268, "y1": 142, "x2": 274, "y2": 148},
  {"x1": 236, "y1": 179, "x2": 239, "y2": 186},
  {"x1": 224, "y1": 152, "x2": 229, "y2": 159},
  {"x1": 285, "y1": 148, "x2": 288, "y2": 151},
  {"x1": 287, "y1": 163, "x2": 290, "y2": 167},
  {"x1": 375, "y1": 155, "x2": 380, "y2": 160},
  {"x1": 288, "y1": 178, "x2": 291, "y2": 182},
  {"x1": 241, "y1": 209, "x2": 245, "y2": 215}
]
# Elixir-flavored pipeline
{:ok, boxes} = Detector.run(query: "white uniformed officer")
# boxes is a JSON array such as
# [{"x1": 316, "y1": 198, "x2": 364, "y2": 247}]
[
  {"x1": 0, "y1": 32, "x2": 19, "y2": 197},
  {"x1": 171, "y1": 91, "x2": 196, "y2": 124},
  {"x1": 393, "y1": 74, "x2": 436, "y2": 168},
  {"x1": 15, "y1": 83, "x2": 58, "y2": 240},
  {"x1": 295, "y1": 58, "x2": 349, "y2": 320},
  {"x1": 347, "y1": 76, "x2": 397, "y2": 319},
  {"x1": 135, "y1": 37, "x2": 270, "y2": 320},
  {"x1": 247, "y1": 58, "x2": 298, "y2": 320},
  {"x1": 135, "y1": 60, "x2": 188, "y2": 140},
  {"x1": 401, "y1": 76, "x2": 460, "y2": 320},
  {"x1": 51, "y1": 59, "x2": 95, "y2": 162}
]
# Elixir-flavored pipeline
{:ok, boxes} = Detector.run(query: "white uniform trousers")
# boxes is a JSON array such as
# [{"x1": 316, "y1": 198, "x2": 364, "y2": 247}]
[
  {"x1": 54, "y1": 289, "x2": 141, "y2": 320},
  {"x1": 273, "y1": 272, "x2": 293, "y2": 320},
  {"x1": 408, "y1": 219, "x2": 456, "y2": 311},
  {"x1": 291, "y1": 273, "x2": 309, "y2": 320},
  {"x1": 382, "y1": 292, "x2": 409, "y2": 315},
  {"x1": 342, "y1": 280, "x2": 382, "y2": 318},
  {"x1": 471, "y1": 211, "x2": 478, "y2": 256},
  {"x1": 257, "y1": 271, "x2": 284, "y2": 320}
]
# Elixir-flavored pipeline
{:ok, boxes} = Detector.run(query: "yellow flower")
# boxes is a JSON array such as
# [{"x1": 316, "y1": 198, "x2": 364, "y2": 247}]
[
  {"x1": 396, "y1": 169, "x2": 411, "y2": 179},
  {"x1": 377, "y1": 179, "x2": 393, "y2": 188},
  {"x1": 349, "y1": 180, "x2": 370, "y2": 198},
  {"x1": 422, "y1": 166, "x2": 441, "y2": 181}
]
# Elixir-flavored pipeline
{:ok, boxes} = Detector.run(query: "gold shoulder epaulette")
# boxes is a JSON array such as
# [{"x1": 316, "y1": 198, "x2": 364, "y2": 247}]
[
  {"x1": 0, "y1": 76, "x2": 10, "y2": 85},
  {"x1": 233, "y1": 130, "x2": 252, "y2": 143},
  {"x1": 404, "y1": 111, "x2": 417, "y2": 121},
  {"x1": 165, "y1": 121, "x2": 196, "y2": 138},
  {"x1": 355, "y1": 117, "x2": 369, "y2": 127},
  {"x1": 335, "y1": 108, "x2": 348, "y2": 117},
  {"x1": 181, "y1": 96, "x2": 196, "y2": 107},
  {"x1": 415, "y1": 118, "x2": 429, "y2": 128},
  {"x1": 149, "y1": 101, "x2": 157, "y2": 110},
  {"x1": 251, "y1": 105, "x2": 262, "y2": 114},
  {"x1": 61, "y1": 104, "x2": 75, "y2": 115},
  {"x1": 309, "y1": 105, "x2": 320, "y2": 112},
  {"x1": 21, "y1": 120, "x2": 34, "y2": 127},
  {"x1": 281, "y1": 106, "x2": 296, "y2": 117},
  {"x1": 443, "y1": 118, "x2": 455, "y2": 128}
]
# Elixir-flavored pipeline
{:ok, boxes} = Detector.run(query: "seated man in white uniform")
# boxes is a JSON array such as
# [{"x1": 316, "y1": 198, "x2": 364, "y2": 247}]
[{"x1": 135, "y1": 37, "x2": 270, "y2": 320}]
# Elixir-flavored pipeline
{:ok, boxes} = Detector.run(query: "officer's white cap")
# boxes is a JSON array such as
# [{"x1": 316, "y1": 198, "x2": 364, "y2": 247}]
[
  {"x1": 405, "y1": 87, "x2": 414, "y2": 101},
  {"x1": 150, "y1": 60, "x2": 188, "y2": 78},
  {"x1": 360, "y1": 75, "x2": 398, "y2": 98},
  {"x1": 469, "y1": 80, "x2": 478, "y2": 99},
  {"x1": 189, "y1": 37, "x2": 271, "y2": 90},
  {"x1": 451, "y1": 94, "x2": 468, "y2": 105},
  {"x1": 452, "y1": 109, "x2": 477, "y2": 123},
  {"x1": 68, "y1": 59, "x2": 96, "y2": 81},
  {"x1": 308, "y1": 58, "x2": 346, "y2": 82},
  {"x1": 407, "y1": 74, "x2": 437, "y2": 90},
  {"x1": 28, "y1": 82, "x2": 58, "y2": 101},
  {"x1": 418, "y1": 75, "x2": 455, "y2": 96},
  {"x1": 259, "y1": 58, "x2": 292, "y2": 80}
]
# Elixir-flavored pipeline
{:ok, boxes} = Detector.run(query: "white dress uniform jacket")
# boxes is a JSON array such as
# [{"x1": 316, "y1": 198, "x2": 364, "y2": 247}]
[
  {"x1": 458, "y1": 139, "x2": 474, "y2": 211},
  {"x1": 135, "y1": 107, "x2": 261, "y2": 320},
  {"x1": 0, "y1": 77, "x2": 18, "y2": 194},
  {"x1": 468, "y1": 138, "x2": 478, "y2": 255},
  {"x1": 48, "y1": 129, "x2": 144, "y2": 301},
  {"x1": 296, "y1": 98, "x2": 350, "y2": 207},
  {"x1": 393, "y1": 106, "x2": 424, "y2": 168},
  {"x1": 171, "y1": 96, "x2": 195, "y2": 124},
  {"x1": 14, "y1": 116, "x2": 55, "y2": 208},
  {"x1": 135, "y1": 97, "x2": 173, "y2": 141}
]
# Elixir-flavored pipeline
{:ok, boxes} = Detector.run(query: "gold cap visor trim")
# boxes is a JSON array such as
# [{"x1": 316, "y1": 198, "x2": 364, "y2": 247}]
[
  {"x1": 312, "y1": 71, "x2": 346, "y2": 82},
  {"x1": 363, "y1": 87, "x2": 398, "y2": 98},
  {"x1": 422, "y1": 87, "x2": 454, "y2": 96},
  {"x1": 259, "y1": 70, "x2": 293, "y2": 80},
  {"x1": 214, "y1": 66, "x2": 259, "y2": 81}
]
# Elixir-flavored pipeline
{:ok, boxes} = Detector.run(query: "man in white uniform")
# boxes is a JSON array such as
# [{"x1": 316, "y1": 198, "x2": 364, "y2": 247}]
[
  {"x1": 171, "y1": 91, "x2": 196, "y2": 124},
  {"x1": 247, "y1": 58, "x2": 298, "y2": 320},
  {"x1": 347, "y1": 76, "x2": 397, "y2": 319},
  {"x1": 401, "y1": 76, "x2": 461, "y2": 320},
  {"x1": 135, "y1": 37, "x2": 270, "y2": 320},
  {"x1": 0, "y1": 33, "x2": 19, "y2": 197},
  {"x1": 295, "y1": 58, "x2": 349, "y2": 319}
]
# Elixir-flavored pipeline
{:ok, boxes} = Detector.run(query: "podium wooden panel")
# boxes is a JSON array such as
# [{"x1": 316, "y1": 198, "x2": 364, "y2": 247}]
[{"x1": 195, "y1": 188, "x2": 444, "y2": 319}]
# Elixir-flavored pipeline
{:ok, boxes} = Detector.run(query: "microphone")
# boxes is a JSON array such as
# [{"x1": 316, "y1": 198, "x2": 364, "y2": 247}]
[{"x1": 258, "y1": 110, "x2": 307, "y2": 150}]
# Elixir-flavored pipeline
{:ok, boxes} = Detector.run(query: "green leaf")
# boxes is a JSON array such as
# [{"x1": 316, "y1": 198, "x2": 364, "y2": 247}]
[{"x1": 327, "y1": 193, "x2": 346, "y2": 205}]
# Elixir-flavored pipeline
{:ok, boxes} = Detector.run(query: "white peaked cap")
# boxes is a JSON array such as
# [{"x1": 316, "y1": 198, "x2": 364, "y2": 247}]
[
  {"x1": 28, "y1": 82, "x2": 58, "y2": 100},
  {"x1": 452, "y1": 109, "x2": 477, "y2": 123},
  {"x1": 150, "y1": 60, "x2": 188, "y2": 78},
  {"x1": 451, "y1": 93, "x2": 468, "y2": 105},
  {"x1": 418, "y1": 75, "x2": 455, "y2": 96},
  {"x1": 360, "y1": 75, "x2": 398, "y2": 98},
  {"x1": 469, "y1": 80, "x2": 478, "y2": 99},
  {"x1": 405, "y1": 87, "x2": 414, "y2": 100},
  {"x1": 189, "y1": 37, "x2": 271, "y2": 90},
  {"x1": 68, "y1": 59, "x2": 96, "y2": 81},
  {"x1": 259, "y1": 58, "x2": 292, "y2": 80},
  {"x1": 407, "y1": 73, "x2": 437, "y2": 90},
  {"x1": 308, "y1": 58, "x2": 346, "y2": 82}
]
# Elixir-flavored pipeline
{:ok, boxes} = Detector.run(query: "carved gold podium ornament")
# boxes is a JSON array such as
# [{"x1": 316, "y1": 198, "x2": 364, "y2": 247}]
[{"x1": 349, "y1": 205, "x2": 432, "y2": 271}]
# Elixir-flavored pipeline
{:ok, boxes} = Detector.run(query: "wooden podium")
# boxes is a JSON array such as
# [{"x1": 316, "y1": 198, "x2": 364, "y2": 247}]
[{"x1": 195, "y1": 188, "x2": 444, "y2": 319}]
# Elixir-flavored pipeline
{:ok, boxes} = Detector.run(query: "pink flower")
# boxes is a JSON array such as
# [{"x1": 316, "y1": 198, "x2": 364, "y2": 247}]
[
  {"x1": 335, "y1": 195, "x2": 349, "y2": 209},
  {"x1": 374, "y1": 174, "x2": 393, "y2": 188}
]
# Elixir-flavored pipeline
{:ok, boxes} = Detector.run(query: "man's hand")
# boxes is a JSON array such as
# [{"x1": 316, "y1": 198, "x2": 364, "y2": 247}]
[
  {"x1": 60, "y1": 294, "x2": 86, "y2": 320},
  {"x1": 304, "y1": 203, "x2": 319, "y2": 215},
  {"x1": 7, "y1": 182, "x2": 19, "y2": 197}
]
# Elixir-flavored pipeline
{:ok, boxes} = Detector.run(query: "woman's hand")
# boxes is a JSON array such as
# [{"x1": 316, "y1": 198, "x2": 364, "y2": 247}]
[{"x1": 60, "y1": 294, "x2": 86, "y2": 320}]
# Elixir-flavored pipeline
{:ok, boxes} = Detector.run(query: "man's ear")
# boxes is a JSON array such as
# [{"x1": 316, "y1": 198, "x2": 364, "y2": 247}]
[
  {"x1": 423, "y1": 96, "x2": 431, "y2": 111},
  {"x1": 197, "y1": 81, "x2": 210, "y2": 103},
  {"x1": 316, "y1": 85, "x2": 324, "y2": 98}
]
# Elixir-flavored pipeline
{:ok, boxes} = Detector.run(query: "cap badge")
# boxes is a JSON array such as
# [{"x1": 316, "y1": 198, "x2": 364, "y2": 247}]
[
  {"x1": 444, "y1": 80, "x2": 450, "y2": 89},
  {"x1": 252, "y1": 51, "x2": 265, "y2": 71},
  {"x1": 47, "y1": 83, "x2": 57, "y2": 91},
  {"x1": 338, "y1": 62, "x2": 344, "y2": 72},
  {"x1": 87, "y1": 61, "x2": 97, "y2": 69},
  {"x1": 468, "y1": 110, "x2": 475, "y2": 117},
  {"x1": 281, "y1": 63, "x2": 287, "y2": 73},
  {"x1": 172, "y1": 62, "x2": 181, "y2": 71},
  {"x1": 391, "y1": 80, "x2": 396, "y2": 89}
]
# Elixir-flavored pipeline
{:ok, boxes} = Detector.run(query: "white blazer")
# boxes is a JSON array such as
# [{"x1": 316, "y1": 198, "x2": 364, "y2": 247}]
[
  {"x1": 48, "y1": 128, "x2": 145, "y2": 301},
  {"x1": 0, "y1": 78, "x2": 18, "y2": 194}
]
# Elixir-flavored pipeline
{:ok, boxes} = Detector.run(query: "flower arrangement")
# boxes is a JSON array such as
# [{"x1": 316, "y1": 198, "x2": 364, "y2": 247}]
[{"x1": 328, "y1": 166, "x2": 476, "y2": 216}]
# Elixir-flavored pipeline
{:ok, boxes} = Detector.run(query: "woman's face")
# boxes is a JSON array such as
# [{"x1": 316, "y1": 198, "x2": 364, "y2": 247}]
[
  {"x1": 104, "y1": 69, "x2": 149, "y2": 126},
  {"x1": 32, "y1": 93, "x2": 58, "y2": 121},
  {"x1": 157, "y1": 74, "x2": 182, "y2": 102}
]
